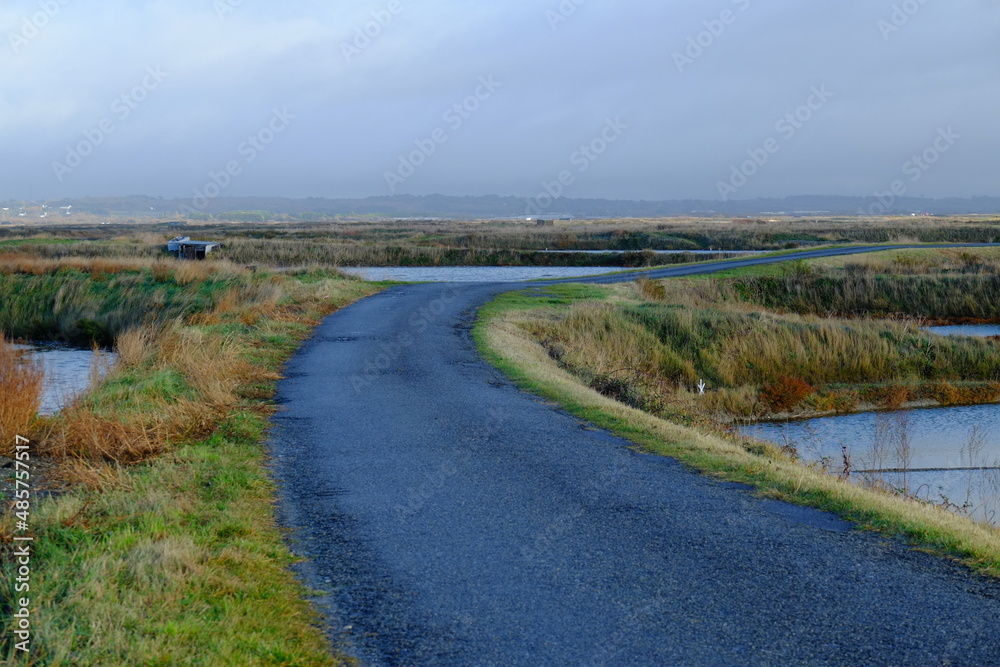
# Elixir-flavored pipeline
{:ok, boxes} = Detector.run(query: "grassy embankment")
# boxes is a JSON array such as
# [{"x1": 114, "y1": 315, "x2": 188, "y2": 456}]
[
  {"x1": 538, "y1": 249, "x2": 1000, "y2": 423},
  {"x1": 0, "y1": 256, "x2": 380, "y2": 664},
  {"x1": 0, "y1": 236, "x2": 724, "y2": 270},
  {"x1": 474, "y1": 247, "x2": 1000, "y2": 576}
]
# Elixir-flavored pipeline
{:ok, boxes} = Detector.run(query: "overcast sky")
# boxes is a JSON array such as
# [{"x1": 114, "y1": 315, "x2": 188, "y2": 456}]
[{"x1": 2, "y1": 0, "x2": 998, "y2": 203}]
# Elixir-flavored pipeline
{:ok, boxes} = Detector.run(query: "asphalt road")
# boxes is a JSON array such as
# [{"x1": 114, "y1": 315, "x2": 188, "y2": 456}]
[{"x1": 270, "y1": 245, "x2": 1000, "y2": 666}]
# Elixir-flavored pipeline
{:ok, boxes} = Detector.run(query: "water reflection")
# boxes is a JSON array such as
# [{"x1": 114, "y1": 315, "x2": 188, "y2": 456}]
[
  {"x1": 15, "y1": 344, "x2": 114, "y2": 415},
  {"x1": 741, "y1": 405, "x2": 1000, "y2": 471},
  {"x1": 741, "y1": 402, "x2": 1000, "y2": 525},
  {"x1": 741, "y1": 323, "x2": 1000, "y2": 524},
  {"x1": 926, "y1": 324, "x2": 1000, "y2": 337}
]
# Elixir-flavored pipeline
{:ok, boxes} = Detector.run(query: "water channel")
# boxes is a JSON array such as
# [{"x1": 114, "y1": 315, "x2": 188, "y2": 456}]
[
  {"x1": 14, "y1": 343, "x2": 113, "y2": 415},
  {"x1": 741, "y1": 325, "x2": 1000, "y2": 525}
]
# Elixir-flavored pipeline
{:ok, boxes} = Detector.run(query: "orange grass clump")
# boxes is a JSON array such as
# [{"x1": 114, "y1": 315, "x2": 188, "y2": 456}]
[
  {"x1": 38, "y1": 274, "x2": 297, "y2": 464},
  {"x1": 0, "y1": 253, "x2": 245, "y2": 279},
  {"x1": 0, "y1": 336, "x2": 44, "y2": 454}
]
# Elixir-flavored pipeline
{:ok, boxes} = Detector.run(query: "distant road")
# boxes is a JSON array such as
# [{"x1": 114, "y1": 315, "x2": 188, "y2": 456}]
[
  {"x1": 271, "y1": 245, "x2": 1000, "y2": 665},
  {"x1": 568, "y1": 242, "x2": 1000, "y2": 284}
]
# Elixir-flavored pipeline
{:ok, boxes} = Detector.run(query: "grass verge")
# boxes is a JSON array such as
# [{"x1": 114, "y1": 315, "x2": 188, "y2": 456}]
[
  {"x1": 1, "y1": 261, "x2": 380, "y2": 665},
  {"x1": 473, "y1": 283, "x2": 1000, "y2": 578}
]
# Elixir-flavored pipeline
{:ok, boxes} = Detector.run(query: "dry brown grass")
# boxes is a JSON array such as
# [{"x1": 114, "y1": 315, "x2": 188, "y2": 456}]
[
  {"x1": 637, "y1": 276, "x2": 667, "y2": 301},
  {"x1": 0, "y1": 252, "x2": 246, "y2": 281},
  {"x1": 40, "y1": 325, "x2": 255, "y2": 463},
  {"x1": 36, "y1": 273, "x2": 304, "y2": 463},
  {"x1": 0, "y1": 267, "x2": 378, "y2": 665},
  {"x1": 43, "y1": 405, "x2": 170, "y2": 463},
  {"x1": 0, "y1": 336, "x2": 44, "y2": 454},
  {"x1": 113, "y1": 325, "x2": 159, "y2": 368},
  {"x1": 0, "y1": 253, "x2": 153, "y2": 276},
  {"x1": 59, "y1": 458, "x2": 127, "y2": 492}
]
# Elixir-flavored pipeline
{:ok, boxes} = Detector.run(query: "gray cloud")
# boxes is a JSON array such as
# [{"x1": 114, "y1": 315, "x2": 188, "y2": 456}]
[{"x1": 2, "y1": 0, "x2": 997, "y2": 202}]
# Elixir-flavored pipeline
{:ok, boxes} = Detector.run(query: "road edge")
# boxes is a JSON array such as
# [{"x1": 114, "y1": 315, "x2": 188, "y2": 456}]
[{"x1": 472, "y1": 285, "x2": 1000, "y2": 579}]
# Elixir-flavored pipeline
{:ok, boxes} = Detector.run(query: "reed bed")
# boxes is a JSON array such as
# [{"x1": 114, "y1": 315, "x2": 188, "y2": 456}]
[
  {"x1": 725, "y1": 272, "x2": 1000, "y2": 321},
  {"x1": 0, "y1": 256, "x2": 250, "y2": 345},
  {"x1": 528, "y1": 264, "x2": 1000, "y2": 422}
]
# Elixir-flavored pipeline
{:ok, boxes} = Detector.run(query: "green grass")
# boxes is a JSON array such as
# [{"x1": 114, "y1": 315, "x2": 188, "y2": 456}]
[
  {"x1": 1, "y1": 266, "x2": 380, "y2": 664},
  {"x1": 0, "y1": 267, "x2": 238, "y2": 345},
  {"x1": 8, "y1": 417, "x2": 336, "y2": 665},
  {"x1": 0, "y1": 238, "x2": 76, "y2": 248}
]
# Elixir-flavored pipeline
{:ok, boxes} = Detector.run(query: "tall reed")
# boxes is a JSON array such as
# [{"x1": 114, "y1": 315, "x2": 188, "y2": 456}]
[{"x1": 0, "y1": 336, "x2": 44, "y2": 454}]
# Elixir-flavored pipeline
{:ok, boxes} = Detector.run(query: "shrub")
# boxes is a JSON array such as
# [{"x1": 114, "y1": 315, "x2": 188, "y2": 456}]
[
  {"x1": 590, "y1": 373, "x2": 646, "y2": 409},
  {"x1": 637, "y1": 277, "x2": 667, "y2": 301},
  {"x1": 759, "y1": 376, "x2": 815, "y2": 413},
  {"x1": 928, "y1": 380, "x2": 962, "y2": 406},
  {"x1": 926, "y1": 380, "x2": 1000, "y2": 406},
  {"x1": 861, "y1": 384, "x2": 912, "y2": 409}
]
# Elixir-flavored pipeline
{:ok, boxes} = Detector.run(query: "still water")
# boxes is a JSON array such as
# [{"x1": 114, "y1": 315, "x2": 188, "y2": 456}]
[
  {"x1": 340, "y1": 266, "x2": 625, "y2": 283},
  {"x1": 15, "y1": 344, "x2": 113, "y2": 415},
  {"x1": 742, "y1": 323, "x2": 1000, "y2": 524},
  {"x1": 741, "y1": 404, "x2": 1000, "y2": 471},
  {"x1": 742, "y1": 408, "x2": 1000, "y2": 525},
  {"x1": 926, "y1": 324, "x2": 1000, "y2": 337}
]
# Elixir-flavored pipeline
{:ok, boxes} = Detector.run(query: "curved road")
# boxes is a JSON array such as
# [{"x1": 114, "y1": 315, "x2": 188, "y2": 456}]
[{"x1": 270, "y1": 245, "x2": 1000, "y2": 665}]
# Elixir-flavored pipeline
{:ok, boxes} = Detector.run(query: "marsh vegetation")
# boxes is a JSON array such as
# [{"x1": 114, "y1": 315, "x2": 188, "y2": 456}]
[
  {"x1": 527, "y1": 248, "x2": 1000, "y2": 424},
  {"x1": 0, "y1": 254, "x2": 378, "y2": 664},
  {"x1": 477, "y1": 246, "x2": 1000, "y2": 572},
  {"x1": 3, "y1": 214, "x2": 1000, "y2": 269},
  {"x1": 4, "y1": 221, "x2": 1000, "y2": 659}
]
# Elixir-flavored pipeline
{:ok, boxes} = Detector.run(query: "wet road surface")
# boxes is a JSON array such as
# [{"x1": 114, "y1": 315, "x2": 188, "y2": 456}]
[{"x1": 271, "y1": 246, "x2": 1000, "y2": 665}]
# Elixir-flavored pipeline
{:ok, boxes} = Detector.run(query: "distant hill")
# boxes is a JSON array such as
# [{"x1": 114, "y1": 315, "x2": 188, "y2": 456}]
[{"x1": 12, "y1": 194, "x2": 1000, "y2": 220}]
